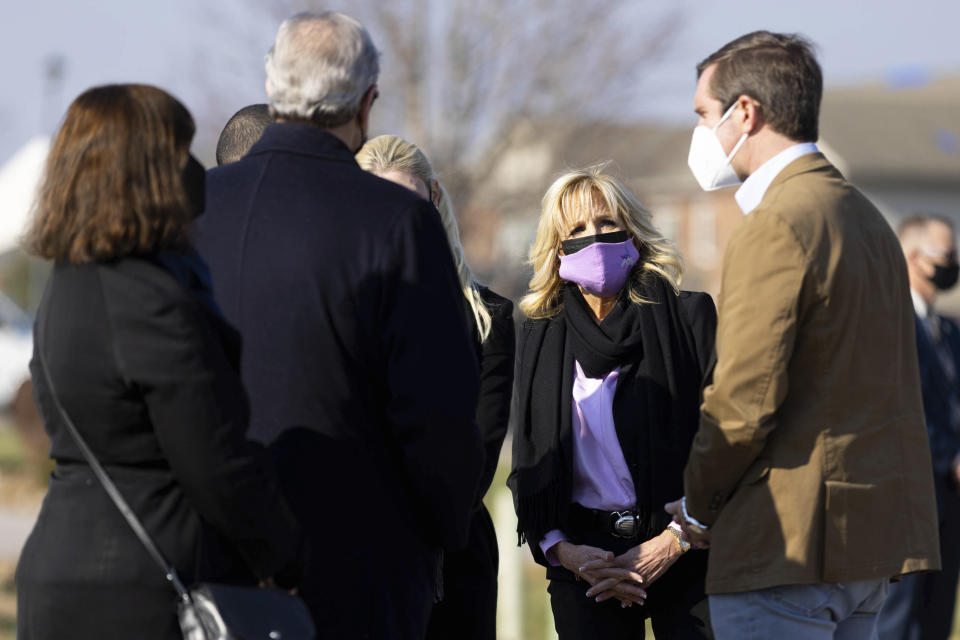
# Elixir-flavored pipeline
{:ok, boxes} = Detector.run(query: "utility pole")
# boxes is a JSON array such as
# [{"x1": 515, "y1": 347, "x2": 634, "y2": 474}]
[
  {"x1": 41, "y1": 55, "x2": 65, "y2": 133},
  {"x1": 26, "y1": 54, "x2": 65, "y2": 313}
]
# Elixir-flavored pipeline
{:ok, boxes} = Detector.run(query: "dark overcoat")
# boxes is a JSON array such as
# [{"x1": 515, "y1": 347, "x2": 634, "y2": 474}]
[
  {"x1": 194, "y1": 123, "x2": 484, "y2": 639},
  {"x1": 15, "y1": 257, "x2": 302, "y2": 640}
]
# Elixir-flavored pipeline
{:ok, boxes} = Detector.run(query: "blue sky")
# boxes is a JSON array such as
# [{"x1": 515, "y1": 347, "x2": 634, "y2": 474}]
[{"x1": 1, "y1": 0, "x2": 957, "y2": 162}]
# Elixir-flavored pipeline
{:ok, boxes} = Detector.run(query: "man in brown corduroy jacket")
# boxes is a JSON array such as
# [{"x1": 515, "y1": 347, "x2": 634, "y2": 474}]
[{"x1": 667, "y1": 31, "x2": 940, "y2": 640}]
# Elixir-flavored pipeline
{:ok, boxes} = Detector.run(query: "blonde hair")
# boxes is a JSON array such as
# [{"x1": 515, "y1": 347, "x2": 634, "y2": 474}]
[
  {"x1": 519, "y1": 165, "x2": 683, "y2": 319},
  {"x1": 356, "y1": 134, "x2": 493, "y2": 341}
]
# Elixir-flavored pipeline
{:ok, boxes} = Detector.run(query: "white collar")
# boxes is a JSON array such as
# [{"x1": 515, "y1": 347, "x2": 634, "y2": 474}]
[
  {"x1": 911, "y1": 289, "x2": 931, "y2": 318},
  {"x1": 735, "y1": 142, "x2": 819, "y2": 215}
]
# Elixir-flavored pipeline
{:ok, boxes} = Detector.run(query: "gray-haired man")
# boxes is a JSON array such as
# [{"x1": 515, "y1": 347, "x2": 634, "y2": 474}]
[{"x1": 194, "y1": 12, "x2": 484, "y2": 639}]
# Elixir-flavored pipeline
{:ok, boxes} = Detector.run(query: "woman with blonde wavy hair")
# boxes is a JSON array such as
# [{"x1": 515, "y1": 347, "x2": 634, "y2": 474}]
[
  {"x1": 507, "y1": 166, "x2": 717, "y2": 639},
  {"x1": 356, "y1": 134, "x2": 515, "y2": 640}
]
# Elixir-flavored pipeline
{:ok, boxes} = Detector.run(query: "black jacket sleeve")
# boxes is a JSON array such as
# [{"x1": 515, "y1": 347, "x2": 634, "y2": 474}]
[
  {"x1": 101, "y1": 267, "x2": 302, "y2": 584},
  {"x1": 474, "y1": 292, "x2": 516, "y2": 501},
  {"x1": 378, "y1": 201, "x2": 484, "y2": 550}
]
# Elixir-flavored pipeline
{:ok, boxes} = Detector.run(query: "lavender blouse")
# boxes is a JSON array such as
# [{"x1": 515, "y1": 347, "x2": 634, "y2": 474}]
[{"x1": 539, "y1": 360, "x2": 685, "y2": 564}]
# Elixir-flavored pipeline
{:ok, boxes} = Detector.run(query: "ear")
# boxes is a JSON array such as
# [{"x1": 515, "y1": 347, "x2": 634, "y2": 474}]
[
  {"x1": 430, "y1": 179, "x2": 440, "y2": 207},
  {"x1": 911, "y1": 249, "x2": 938, "y2": 277},
  {"x1": 736, "y1": 94, "x2": 763, "y2": 135},
  {"x1": 357, "y1": 84, "x2": 378, "y2": 129},
  {"x1": 903, "y1": 245, "x2": 927, "y2": 266}
]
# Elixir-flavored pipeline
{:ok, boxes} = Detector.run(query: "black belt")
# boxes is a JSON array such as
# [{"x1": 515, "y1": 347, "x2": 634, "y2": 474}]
[{"x1": 568, "y1": 503, "x2": 645, "y2": 539}]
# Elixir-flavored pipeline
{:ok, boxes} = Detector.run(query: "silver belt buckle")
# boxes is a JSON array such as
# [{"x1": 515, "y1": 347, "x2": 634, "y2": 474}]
[{"x1": 611, "y1": 511, "x2": 638, "y2": 538}]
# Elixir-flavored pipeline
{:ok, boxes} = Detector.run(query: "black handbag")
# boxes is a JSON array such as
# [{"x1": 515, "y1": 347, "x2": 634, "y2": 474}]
[{"x1": 36, "y1": 341, "x2": 315, "y2": 640}]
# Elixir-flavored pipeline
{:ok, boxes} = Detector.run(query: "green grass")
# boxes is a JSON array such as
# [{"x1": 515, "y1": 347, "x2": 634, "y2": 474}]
[
  {"x1": 0, "y1": 561, "x2": 16, "y2": 640},
  {"x1": 0, "y1": 426, "x2": 25, "y2": 473},
  {"x1": 955, "y1": 601, "x2": 960, "y2": 639},
  {"x1": 0, "y1": 617, "x2": 14, "y2": 639}
]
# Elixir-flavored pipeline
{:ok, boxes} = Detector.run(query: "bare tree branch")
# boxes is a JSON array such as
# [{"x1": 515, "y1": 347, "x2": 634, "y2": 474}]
[{"x1": 196, "y1": 0, "x2": 686, "y2": 282}]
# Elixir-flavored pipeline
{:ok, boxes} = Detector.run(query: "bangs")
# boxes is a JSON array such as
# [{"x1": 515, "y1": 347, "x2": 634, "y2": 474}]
[{"x1": 555, "y1": 178, "x2": 618, "y2": 234}]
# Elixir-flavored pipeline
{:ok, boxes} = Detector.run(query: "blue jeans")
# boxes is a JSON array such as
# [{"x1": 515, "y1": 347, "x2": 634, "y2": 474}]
[{"x1": 709, "y1": 579, "x2": 889, "y2": 640}]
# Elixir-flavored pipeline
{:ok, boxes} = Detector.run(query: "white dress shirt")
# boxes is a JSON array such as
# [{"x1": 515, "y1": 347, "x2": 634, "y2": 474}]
[
  {"x1": 734, "y1": 142, "x2": 819, "y2": 215},
  {"x1": 911, "y1": 289, "x2": 929, "y2": 318}
]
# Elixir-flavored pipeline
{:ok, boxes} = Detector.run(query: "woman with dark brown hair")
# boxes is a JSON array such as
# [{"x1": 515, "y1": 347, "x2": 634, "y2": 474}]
[{"x1": 15, "y1": 84, "x2": 303, "y2": 639}]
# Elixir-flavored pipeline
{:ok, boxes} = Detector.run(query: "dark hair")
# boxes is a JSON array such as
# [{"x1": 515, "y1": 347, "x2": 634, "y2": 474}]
[
  {"x1": 697, "y1": 30, "x2": 822, "y2": 142},
  {"x1": 216, "y1": 104, "x2": 272, "y2": 165},
  {"x1": 26, "y1": 84, "x2": 195, "y2": 263}
]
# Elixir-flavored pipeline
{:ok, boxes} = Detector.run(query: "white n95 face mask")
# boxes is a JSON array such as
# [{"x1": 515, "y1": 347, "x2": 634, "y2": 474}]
[{"x1": 687, "y1": 102, "x2": 748, "y2": 191}]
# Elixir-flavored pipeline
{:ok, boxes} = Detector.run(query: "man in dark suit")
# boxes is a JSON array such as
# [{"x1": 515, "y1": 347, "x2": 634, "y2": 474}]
[
  {"x1": 193, "y1": 11, "x2": 484, "y2": 639},
  {"x1": 879, "y1": 214, "x2": 960, "y2": 640}
]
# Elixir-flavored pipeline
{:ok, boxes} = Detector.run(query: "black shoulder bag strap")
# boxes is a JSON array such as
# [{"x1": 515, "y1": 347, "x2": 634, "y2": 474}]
[{"x1": 35, "y1": 338, "x2": 192, "y2": 607}]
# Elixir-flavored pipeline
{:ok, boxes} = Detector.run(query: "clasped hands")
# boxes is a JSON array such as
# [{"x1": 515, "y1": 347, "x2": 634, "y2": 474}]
[{"x1": 553, "y1": 529, "x2": 683, "y2": 608}]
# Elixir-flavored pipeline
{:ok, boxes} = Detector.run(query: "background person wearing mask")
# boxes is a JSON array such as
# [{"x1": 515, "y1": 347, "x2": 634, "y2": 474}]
[
  {"x1": 194, "y1": 12, "x2": 483, "y2": 639},
  {"x1": 357, "y1": 134, "x2": 516, "y2": 640},
  {"x1": 667, "y1": 31, "x2": 940, "y2": 640},
  {"x1": 15, "y1": 84, "x2": 302, "y2": 640},
  {"x1": 879, "y1": 214, "x2": 960, "y2": 640}
]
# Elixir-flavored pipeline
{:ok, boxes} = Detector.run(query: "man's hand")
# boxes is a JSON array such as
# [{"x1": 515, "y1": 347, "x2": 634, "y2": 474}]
[{"x1": 665, "y1": 499, "x2": 711, "y2": 548}]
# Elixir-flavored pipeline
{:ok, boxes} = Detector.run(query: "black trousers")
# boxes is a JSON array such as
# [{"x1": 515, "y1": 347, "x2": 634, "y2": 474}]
[
  {"x1": 546, "y1": 523, "x2": 712, "y2": 640},
  {"x1": 425, "y1": 505, "x2": 499, "y2": 640}
]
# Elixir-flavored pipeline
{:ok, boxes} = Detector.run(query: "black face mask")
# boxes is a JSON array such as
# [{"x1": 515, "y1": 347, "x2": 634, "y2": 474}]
[
  {"x1": 930, "y1": 261, "x2": 960, "y2": 291},
  {"x1": 182, "y1": 154, "x2": 205, "y2": 218},
  {"x1": 561, "y1": 230, "x2": 628, "y2": 255}
]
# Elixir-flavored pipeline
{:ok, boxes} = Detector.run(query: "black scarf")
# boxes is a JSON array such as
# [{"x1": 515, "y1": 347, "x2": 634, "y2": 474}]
[{"x1": 509, "y1": 276, "x2": 705, "y2": 549}]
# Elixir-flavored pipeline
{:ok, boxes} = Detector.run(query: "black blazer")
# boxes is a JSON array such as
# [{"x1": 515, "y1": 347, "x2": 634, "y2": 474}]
[
  {"x1": 16, "y1": 257, "x2": 301, "y2": 640},
  {"x1": 510, "y1": 288, "x2": 716, "y2": 567},
  {"x1": 426, "y1": 288, "x2": 514, "y2": 640},
  {"x1": 194, "y1": 123, "x2": 484, "y2": 638},
  {"x1": 471, "y1": 287, "x2": 516, "y2": 500}
]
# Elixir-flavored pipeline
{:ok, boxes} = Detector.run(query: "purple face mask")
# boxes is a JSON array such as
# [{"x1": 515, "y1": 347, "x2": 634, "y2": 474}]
[{"x1": 558, "y1": 238, "x2": 639, "y2": 297}]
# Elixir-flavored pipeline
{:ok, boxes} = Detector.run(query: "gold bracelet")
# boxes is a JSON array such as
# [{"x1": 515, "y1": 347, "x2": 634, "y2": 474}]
[{"x1": 666, "y1": 526, "x2": 691, "y2": 553}]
